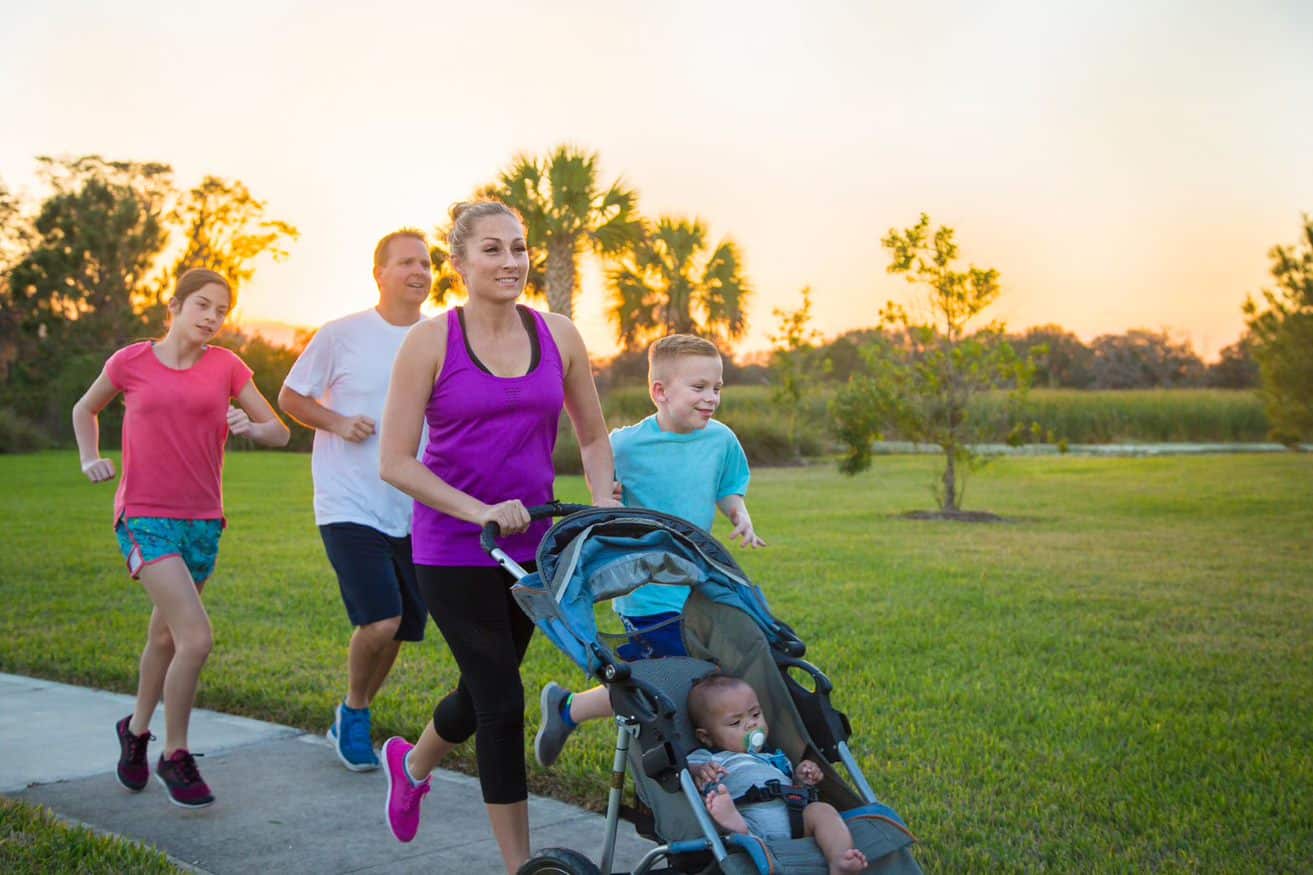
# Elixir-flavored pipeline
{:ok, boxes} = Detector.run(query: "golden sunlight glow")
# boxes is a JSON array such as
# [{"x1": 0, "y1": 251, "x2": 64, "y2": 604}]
[{"x1": 4, "y1": 2, "x2": 1309, "y2": 362}]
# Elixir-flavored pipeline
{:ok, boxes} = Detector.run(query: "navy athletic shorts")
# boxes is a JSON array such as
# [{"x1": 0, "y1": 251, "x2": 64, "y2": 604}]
[{"x1": 318, "y1": 522, "x2": 427, "y2": 641}]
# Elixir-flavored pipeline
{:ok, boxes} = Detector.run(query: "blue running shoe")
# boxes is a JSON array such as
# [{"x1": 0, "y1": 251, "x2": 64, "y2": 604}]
[{"x1": 327, "y1": 702, "x2": 379, "y2": 771}]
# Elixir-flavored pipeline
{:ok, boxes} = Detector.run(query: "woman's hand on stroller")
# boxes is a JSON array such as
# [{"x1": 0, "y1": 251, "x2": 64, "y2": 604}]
[
  {"x1": 794, "y1": 759, "x2": 823, "y2": 787},
  {"x1": 478, "y1": 500, "x2": 532, "y2": 536}
]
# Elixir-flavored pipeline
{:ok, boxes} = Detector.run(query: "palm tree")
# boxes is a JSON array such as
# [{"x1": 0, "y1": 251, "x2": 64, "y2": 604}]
[
  {"x1": 425, "y1": 226, "x2": 465, "y2": 307},
  {"x1": 607, "y1": 216, "x2": 751, "y2": 351},
  {"x1": 478, "y1": 145, "x2": 643, "y2": 319}
]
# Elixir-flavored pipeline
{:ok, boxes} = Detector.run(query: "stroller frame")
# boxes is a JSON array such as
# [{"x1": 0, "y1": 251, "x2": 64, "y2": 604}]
[{"x1": 483, "y1": 503, "x2": 919, "y2": 875}]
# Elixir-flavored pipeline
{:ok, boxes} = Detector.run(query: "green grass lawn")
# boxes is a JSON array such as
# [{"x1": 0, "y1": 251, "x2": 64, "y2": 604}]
[{"x1": 1, "y1": 450, "x2": 1310, "y2": 873}]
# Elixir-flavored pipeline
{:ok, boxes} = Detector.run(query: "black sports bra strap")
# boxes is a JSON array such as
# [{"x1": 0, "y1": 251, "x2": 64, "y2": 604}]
[{"x1": 457, "y1": 305, "x2": 541, "y2": 376}]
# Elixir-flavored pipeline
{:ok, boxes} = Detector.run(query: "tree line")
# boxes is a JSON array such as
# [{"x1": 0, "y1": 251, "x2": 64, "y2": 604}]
[{"x1": 2, "y1": 149, "x2": 1308, "y2": 469}]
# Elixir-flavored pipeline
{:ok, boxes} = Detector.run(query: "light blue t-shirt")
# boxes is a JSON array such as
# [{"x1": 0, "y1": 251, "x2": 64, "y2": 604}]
[{"x1": 611, "y1": 415, "x2": 751, "y2": 616}]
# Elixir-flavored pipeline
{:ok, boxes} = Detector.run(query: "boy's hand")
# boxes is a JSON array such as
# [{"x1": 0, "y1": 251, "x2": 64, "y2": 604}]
[
  {"x1": 794, "y1": 759, "x2": 822, "y2": 786},
  {"x1": 80, "y1": 458, "x2": 116, "y2": 483},
  {"x1": 227, "y1": 405, "x2": 253, "y2": 437},
  {"x1": 728, "y1": 510, "x2": 766, "y2": 548}
]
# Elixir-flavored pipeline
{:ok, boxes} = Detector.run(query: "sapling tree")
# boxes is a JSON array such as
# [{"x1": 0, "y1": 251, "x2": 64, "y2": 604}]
[
  {"x1": 831, "y1": 213, "x2": 1035, "y2": 514},
  {"x1": 769, "y1": 286, "x2": 822, "y2": 461}
]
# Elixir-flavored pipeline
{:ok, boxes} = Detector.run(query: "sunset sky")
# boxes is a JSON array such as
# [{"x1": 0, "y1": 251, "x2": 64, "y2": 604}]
[{"x1": 3, "y1": 1, "x2": 1310, "y2": 359}]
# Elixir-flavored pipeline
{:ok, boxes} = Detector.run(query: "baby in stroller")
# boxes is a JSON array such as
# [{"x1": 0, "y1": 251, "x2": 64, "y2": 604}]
[
  {"x1": 688, "y1": 674, "x2": 868, "y2": 874},
  {"x1": 491, "y1": 503, "x2": 920, "y2": 874}
]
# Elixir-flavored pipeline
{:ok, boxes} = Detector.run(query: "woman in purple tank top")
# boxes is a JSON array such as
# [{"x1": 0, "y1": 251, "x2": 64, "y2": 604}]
[{"x1": 377, "y1": 200, "x2": 619, "y2": 870}]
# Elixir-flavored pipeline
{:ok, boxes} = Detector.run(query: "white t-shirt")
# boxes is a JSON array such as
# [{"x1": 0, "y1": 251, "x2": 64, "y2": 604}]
[{"x1": 283, "y1": 307, "x2": 417, "y2": 537}]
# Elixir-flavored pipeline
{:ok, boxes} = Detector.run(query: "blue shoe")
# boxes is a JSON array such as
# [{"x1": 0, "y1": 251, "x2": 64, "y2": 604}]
[{"x1": 327, "y1": 702, "x2": 379, "y2": 771}]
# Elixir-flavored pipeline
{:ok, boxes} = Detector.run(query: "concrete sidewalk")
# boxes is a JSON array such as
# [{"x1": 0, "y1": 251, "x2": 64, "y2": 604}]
[{"x1": 0, "y1": 672, "x2": 655, "y2": 873}]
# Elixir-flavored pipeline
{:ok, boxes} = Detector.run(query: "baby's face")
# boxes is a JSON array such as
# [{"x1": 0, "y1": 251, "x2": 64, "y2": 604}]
[{"x1": 697, "y1": 684, "x2": 768, "y2": 752}]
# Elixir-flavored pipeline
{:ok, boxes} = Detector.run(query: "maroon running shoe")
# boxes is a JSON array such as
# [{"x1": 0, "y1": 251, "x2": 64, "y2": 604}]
[
  {"x1": 155, "y1": 749, "x2": 215, "y2": 809},
  {"x1": 114, "y1": 715, "x2": 152, "y2": 792}
]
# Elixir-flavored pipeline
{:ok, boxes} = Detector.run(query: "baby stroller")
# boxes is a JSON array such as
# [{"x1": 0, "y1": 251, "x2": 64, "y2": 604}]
[{"x1": 483, "y1": 503, "x2": 922, "y2": 875}]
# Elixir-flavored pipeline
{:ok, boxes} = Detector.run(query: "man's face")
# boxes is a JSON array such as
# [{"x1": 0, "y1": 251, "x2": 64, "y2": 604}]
[{"x1": 375, "y1": 236, "x2": 432, "y2": 306}]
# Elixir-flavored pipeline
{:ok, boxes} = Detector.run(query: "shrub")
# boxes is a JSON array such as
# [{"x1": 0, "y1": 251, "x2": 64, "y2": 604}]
[{"x1": 0, "y1": 407, "x2": 52, "y2": 453}]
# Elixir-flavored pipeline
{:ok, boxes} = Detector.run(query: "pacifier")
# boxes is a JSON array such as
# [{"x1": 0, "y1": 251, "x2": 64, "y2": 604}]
[{"x1": 744, "y1": 728, "x2": 766, "y2": 753}]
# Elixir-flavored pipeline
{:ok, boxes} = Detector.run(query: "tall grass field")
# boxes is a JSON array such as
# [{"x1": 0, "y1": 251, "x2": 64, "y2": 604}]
[{"x1": 1, "y1": 450, "x2": 1309, "y2": 872}]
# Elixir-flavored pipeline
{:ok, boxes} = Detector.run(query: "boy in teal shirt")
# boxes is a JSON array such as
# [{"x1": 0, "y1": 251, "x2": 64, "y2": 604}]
[{"x1": 535, "y1": 334, "x2": 765, "y2": 767}]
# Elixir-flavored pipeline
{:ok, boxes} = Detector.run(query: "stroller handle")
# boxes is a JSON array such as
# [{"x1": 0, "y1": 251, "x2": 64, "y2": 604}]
[{"x1": 479, "y1": 501, "x2": 592, "y2": 555}]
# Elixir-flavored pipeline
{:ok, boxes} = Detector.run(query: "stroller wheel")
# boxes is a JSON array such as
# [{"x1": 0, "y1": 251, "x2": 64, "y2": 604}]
[{"x1": 516, "y1": 847, "x2": 602, "y2": 875}]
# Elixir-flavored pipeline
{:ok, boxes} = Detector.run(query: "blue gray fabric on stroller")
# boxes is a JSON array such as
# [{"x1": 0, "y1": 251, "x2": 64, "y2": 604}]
[{"x1": 482, "y1": 503, "x2": 922, "y2": 875}]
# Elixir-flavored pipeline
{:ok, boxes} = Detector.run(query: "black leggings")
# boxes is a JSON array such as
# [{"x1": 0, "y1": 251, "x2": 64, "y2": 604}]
[{"x1": 416, "y1": 563, "x2": 536, "y2": 804}]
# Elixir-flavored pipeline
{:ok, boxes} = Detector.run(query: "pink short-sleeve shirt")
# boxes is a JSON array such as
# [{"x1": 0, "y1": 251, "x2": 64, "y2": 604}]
[{"x1": 105, "y1": 342, "x2": 253, "y2": 522}]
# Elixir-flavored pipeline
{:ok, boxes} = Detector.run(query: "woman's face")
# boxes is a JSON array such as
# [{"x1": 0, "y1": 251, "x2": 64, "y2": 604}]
[
  {"x1": 170, "y1": 283, "x2": 231, "y2": 343},
  {"x1": 455, "y1": 214, "x2": 529, "y2": 303}
]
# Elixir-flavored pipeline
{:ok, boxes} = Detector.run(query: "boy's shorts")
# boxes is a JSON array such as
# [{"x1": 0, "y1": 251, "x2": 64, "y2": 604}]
[
  {"x1": 617, "y1": 611, "x2": 688, "y2": 661},
  {"x1": 115, "y1": 517, "x2": 224, "y2": 584},
  {"x1": 319, "y1": 522, "x2": 427, "y2": 641}
]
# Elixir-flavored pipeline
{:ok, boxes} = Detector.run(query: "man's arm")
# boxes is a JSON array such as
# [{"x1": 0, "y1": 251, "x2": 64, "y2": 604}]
[{"x1": 278, "y1": 385, "x2": 376, "y2": 443}]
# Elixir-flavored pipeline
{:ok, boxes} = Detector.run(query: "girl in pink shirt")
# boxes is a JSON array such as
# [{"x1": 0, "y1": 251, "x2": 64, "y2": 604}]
[{"x1": 71, "y1": 268, "x2": 289, "y2": 809}]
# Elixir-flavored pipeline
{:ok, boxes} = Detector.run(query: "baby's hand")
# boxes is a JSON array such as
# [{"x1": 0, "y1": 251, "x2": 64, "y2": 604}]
[
  {"x1": 80, "y1": 457, "x2": 116, "y2": 483},
  {"x1": 226, "y1": 405, "x2": 253, "y2": 438},
  {"x1": 690, "y1": 762, "x2": 726, "y2": 790},
  {"x1": 794, "y1": 759, "x2": 822, "y2": 786}
]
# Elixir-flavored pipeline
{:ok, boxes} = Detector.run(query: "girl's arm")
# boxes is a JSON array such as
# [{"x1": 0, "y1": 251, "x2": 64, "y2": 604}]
[
  {"x1": 549, "y1": 313, "x2": 620, "y2": 507},
  {"x1": 717, "y1": 494, "x2": 766, "y2": 548},
  {"x1": 230, "y1": 381, "x2": 291, "y2": 447},
  {"x1": 379, "y1": 320, "x2": 531, "y2": 535},
  {"x1": 72, "y1": 367, "x2": 122, "y2": 483}
]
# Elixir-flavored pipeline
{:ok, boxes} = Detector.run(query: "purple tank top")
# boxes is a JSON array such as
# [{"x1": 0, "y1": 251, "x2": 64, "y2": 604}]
[{"x1": 411, "y1": 307, "x2": 564, "y2": 566}]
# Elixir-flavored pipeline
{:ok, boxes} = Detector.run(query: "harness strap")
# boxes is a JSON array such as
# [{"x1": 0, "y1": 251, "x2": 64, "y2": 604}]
[{"x1": 733, "y1": 779, "x2": 818, "y2": 839}]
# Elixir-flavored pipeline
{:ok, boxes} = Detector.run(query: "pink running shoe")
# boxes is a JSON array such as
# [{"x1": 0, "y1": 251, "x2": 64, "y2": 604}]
[
  {"x1": 114, "y1": 715, "x2": 152, "y2": 791},
  {"x1": 155, "y1": 749, "x2": 215, "y2": 809},
  {"x1": 383, "y1": 736, "x2": 430, "y2": 842}
]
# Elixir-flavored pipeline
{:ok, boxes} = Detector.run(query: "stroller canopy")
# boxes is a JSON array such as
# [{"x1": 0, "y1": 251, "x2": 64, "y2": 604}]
[{"x1": 512, "y1": 507, "x2": 788, "y2": 673}]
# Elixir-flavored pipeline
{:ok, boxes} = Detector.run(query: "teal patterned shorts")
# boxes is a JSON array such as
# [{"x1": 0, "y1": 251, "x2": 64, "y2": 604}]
[{"x1": 115, "y1": 517, "x2": 224, "y2": 584}]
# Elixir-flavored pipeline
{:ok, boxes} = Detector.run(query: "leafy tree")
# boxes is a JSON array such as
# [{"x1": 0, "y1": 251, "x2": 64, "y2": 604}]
[
  {"x1": 606, "y1": 215, "x2": 750, "y2": 351},
  {"x1": 1206, "y1": 335, "x2": 1259, "y2": 389},
  {"x1": 0, "y1": 155, "x2": 296, "y2": 441},
  {"x1": 3, "y1": 157, "x2": 173, "y2": 432},
  {"x1": 769, "y1": 286, "x2": 822, "y2": 460},
  {"x1": 1244, "y1": 214, "x2": 1313, "y2": 443},
  {"x1": 831, "y1": 213, "x2": 1034, "y2": 514},
  {"x1": 1009, "y1": 324, "x2": 1095, "y2": 388},
  {"x1": 1088, "y1": 329, "x2": 1205, "y2": 389},
  {"x1": 138, "y1": 176, "x2": 299, "y2": 333},
  {"x1": 815, "y1": 328, "x2": 887, "y2": 383},
  {"x1": 0, "y1": 179, "x2": 31, "y2": 384},
  {"x1": 479, "y1": 145, "x2": 643, "y2": 318}
]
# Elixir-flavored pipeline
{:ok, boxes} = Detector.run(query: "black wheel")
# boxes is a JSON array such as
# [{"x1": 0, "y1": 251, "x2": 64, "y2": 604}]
[{"x1": 516, "y1": 847, "x2": 603, "y2": 875}]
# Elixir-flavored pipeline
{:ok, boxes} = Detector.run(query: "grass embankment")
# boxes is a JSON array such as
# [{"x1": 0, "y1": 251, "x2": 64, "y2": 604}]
[
  {"x1": 0, "y1": 798, "x2": 180, "y2": 874},
  {"x1": 1, "y1": 451, "x2": 1310, "y2": 872}
]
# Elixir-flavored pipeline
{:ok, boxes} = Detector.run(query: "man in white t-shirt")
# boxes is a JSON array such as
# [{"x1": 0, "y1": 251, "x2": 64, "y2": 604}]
[{"x1": 278, "y1": 229, "x2": 432, "y2": 771}]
